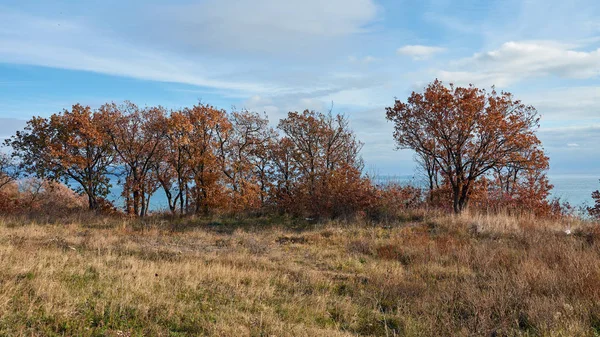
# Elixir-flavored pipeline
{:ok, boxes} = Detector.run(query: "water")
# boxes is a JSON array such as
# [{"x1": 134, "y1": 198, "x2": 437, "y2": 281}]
[
  {"x1": 548, "y1": 175, "x2": 598, "y2": 207},
  {"x1": 372, "y1": 174, "x2": 599, "y2": 208},
  {"x1": 102, "y1": 174, "x2": 599, "y2": 212},
  {"x1": 106, "y1": 181, "x2": 171, "y2": 212}
]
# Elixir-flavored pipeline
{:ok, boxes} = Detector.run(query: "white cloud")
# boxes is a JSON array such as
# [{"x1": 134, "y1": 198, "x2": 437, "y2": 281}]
[
  {"x1": 166, "y1": 0, "x2": 379, "y2": 37},
  {"x1": 144, "y1": 0, "x2": 380, "y2": 56},
  {"x1": 396, "y1": 45, "x2": 446, "y2": 60},
  {"x1": 2, "y1": 0, "x2": 599, "y2": 176},
  {"x1": 438, "y1": 41, "x2": 600, "y2": 86},
  {"x1": 0, "y1": 1, "x2": 381, "y2": 96},
  {"x1": 0, "y1": 8, "x2": 272, "y2": 94}
]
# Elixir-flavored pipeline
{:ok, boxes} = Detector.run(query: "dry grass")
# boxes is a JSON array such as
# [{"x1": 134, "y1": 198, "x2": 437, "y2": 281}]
[{"x1": 0, "y1": 212, "x2": 599, "y2": 336}]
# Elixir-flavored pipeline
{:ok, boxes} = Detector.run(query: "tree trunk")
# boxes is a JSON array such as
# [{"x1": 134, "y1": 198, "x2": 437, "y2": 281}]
[
  {"x1": 452, "y1": 184, "x2": 470, "y2": 214},
  {"x1": 88, "y1": 194, "x2": 98, "y2": 211},
  {"x1": 428, "y1": 178, "x2": 435, "y2": 203},
  {"x1": 453, "y1": 191, "x2": 461, "y2": 214},
  {"x1": 133, "y1": 189, "x2": 140, "y2": 216}
]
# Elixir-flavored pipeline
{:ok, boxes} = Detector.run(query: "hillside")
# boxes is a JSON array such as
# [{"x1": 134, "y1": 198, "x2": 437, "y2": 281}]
[{"x1": 1, "y1": 213, "x2": 599, "y2": 336}]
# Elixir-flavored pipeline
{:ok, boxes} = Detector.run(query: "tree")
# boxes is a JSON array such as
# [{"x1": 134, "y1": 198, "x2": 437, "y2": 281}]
[
  {"x1": 490, "y1": 147, "x2": 553, "y2": 215},
  {"x1": 182, "y1": 103, "x2": 230, "y2": 214},
  {"x1": 152, "y1": 111, "x2": 185, "y2": 214},
  {"x1": 386, "y1": 80, "x2": 546, "y2": 213},
  {"x1": 0, "y1": 153, "x2": 17, "y2": 191},
  {"x1": 251, "y1": 123, "x2": 277, "y2": 208},
  {"x1": 218, "y1": 110, "x2": 274, "y2": 211},
  {"x1": 100, "y1": 102, "x2": 167, "y2": 216},
  {"x1": 5, "y1": 104, "x2": 114, "y2": 210},
  {"x1": 415, "y1": 151, "x2": 440, "y2": 203},
  {"x1": 270, "y1": 137, "x2": 298, "y2": 212},
  {"x1": 277, "y1": 110, "x2": 367, "y2": 217},
  {"x1": 589, "y1": 183, "x2": 600, "y2": 219}
]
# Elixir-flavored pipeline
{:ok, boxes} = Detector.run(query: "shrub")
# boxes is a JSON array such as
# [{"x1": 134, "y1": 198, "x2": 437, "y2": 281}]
[
  {"x1": 368, "y1": 183, "x2": 424, "y2": 221},
  {"x1": 0, "y1": 178, "x2": 87, "y2": 216}
]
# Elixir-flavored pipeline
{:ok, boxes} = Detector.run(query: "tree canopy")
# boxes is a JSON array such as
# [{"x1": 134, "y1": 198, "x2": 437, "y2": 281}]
[{"x1": 386, "y1": 79, "x2": 550, "y2": 213}]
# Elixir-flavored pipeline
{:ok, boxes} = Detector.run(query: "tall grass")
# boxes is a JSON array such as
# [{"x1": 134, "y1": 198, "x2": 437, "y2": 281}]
[{"x1": 0, "y1": 211, "x2": 599, "y2": 336}]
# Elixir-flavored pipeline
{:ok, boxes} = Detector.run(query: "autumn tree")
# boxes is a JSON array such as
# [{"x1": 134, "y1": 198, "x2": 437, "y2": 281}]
[
  {"x1": 386, "y1": 80, "x2": 547, "y2": 213},
  {"x1": 278, "y1": 111, "x2": 363, "y2": 194},
  {"x1": 269, "y1": 137, "x2": 298, "y2": 212},
  {"x1": 6, "y1": 104, "x2": 114, "y2": 210},
  {"x1": 182, "y1": 103, "x2": 230, "y2": 214},
  {"x1": 252, "y1": 125, "x2": 277, "y2": 208},
  {"x1": 277, "y1": 110, "x2": 368, "y2": 217},
  {"x1": 152, "y1": 110, "x2": 191, "y2": 214},
  {"x1": 489, "y1": 147, "x2": 553, "y2": 214},
  {"x1": 100, "y1": 102, "x2": 167, "y2": 216},
  {"x1": 218, "y1": 110, "x2": 275, "y2": 211}
]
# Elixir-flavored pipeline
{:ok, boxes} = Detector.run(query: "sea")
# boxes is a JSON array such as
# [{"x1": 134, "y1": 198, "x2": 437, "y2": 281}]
[
  {"x1": 371, "y1": 174, "x2": 599, "y2": 207},
  {"x1": 105, "y1": 174, "x2": 600, "y2": 212},
  {"x1": 546, "y1": 174, "x2": 599, "y2": 207}
]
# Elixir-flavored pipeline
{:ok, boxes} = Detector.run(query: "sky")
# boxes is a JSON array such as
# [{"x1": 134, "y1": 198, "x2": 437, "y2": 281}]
[{"x1": 0, "y1": 0, "x2": 599, "y2": 176}]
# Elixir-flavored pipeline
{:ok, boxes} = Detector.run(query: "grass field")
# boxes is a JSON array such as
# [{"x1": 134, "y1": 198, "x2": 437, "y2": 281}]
[{"x1": 0, "y1": 212, "x2": 599, "y2": 336}]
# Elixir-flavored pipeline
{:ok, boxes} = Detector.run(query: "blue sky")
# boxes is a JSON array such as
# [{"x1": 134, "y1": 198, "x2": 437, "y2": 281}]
[{"x1": 0, "y1": 0, "x2": 599, "y2": 175}]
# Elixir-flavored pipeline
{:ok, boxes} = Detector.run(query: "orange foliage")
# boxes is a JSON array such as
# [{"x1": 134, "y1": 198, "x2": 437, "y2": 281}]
[
  {"x1": 5, "y1": 104, "x2": 114, "y2": 211},
  {"x1": 275, "y1": 110, "x2": 368, "y2": 218},
  {"x1": 183, "y1": 103, "x2": 230, "y2": 214},
  {"x1": 0, "y1": 181, "x2": 20, "y2": 213},
  {"x1": 387, "y1": 80, "x2": 549, "y2": 214},
  {"x1": 0, "y1": 179, "x2": 86, "y2": 216},
  {"x1": 218, "y1": 110, "x2": 274, "y2": 212},
  {"x1": 99, "y1": 102, "x2": 167, "y2": 216},
  {"x1": 3, "y1": 90, "x2": 556, "y2": 220}
]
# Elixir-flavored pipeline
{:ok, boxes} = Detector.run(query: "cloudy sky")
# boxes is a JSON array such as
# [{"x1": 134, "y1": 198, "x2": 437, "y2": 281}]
[{"x1": 0, "y1": 0, "x2": 599, "y2": 176}]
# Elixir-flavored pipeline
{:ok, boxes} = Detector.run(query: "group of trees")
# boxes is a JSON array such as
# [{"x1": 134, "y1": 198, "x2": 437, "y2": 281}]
[
  {"x1": 0, "y1": 80, "x2": 561, "y2": 218},
  {"x1": 3, "y1": 103, "x2": 370, "y2": 218}
]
